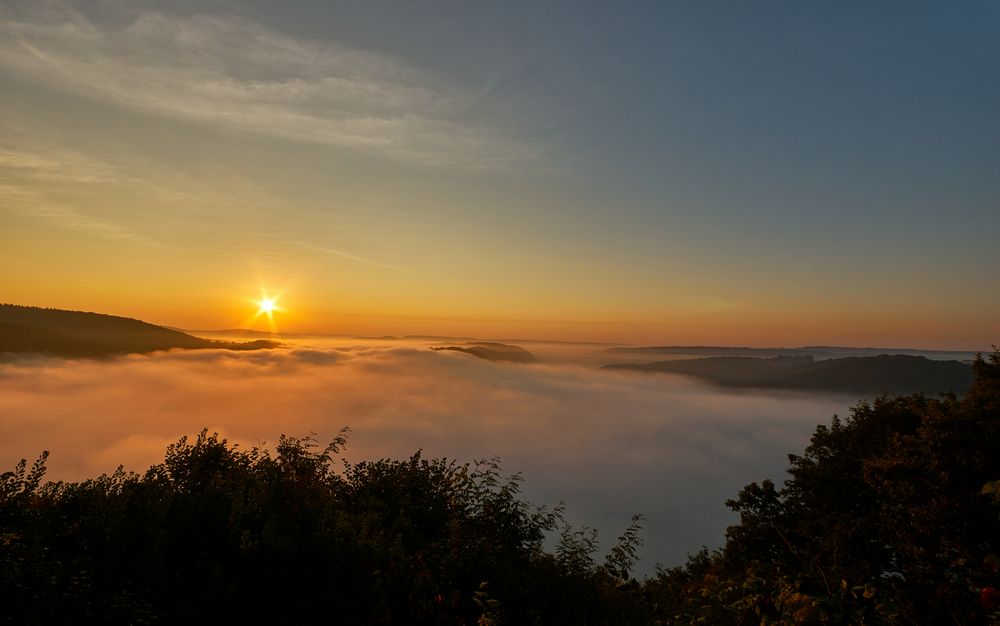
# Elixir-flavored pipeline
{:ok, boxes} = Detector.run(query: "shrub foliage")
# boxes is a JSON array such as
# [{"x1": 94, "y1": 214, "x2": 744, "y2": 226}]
[
  {"x1": 1, "y1": 428, "x2": 645, "y2": 625},
  {"x1": 647, "y1": 350, "x2": 1000, "y2": 625}
]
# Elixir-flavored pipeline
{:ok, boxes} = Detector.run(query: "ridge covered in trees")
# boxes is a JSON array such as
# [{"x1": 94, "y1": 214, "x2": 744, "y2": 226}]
[
  {"x1": 2, "y1": 351, "x2": 999, "y2": 624},
  {"x1": 646, "y1": 349, "x2": 1000, "y2": 625},
  {"x1": 0, "y1": 304, "x2": 278, "y2": 357}
]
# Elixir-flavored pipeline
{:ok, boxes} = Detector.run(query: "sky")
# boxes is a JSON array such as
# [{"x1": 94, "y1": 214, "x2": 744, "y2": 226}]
[{"x1": 1, "y1": 0, "x2": 998, "y2": 347}]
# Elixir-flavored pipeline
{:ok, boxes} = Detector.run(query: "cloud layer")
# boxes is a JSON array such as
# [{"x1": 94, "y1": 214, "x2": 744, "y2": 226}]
[
  {"x1": 0, "y1": 1, "x2": 532, "y2": 168},
  {"x1": 0, "y1": 340, "x2": 854, "y2": 574}
]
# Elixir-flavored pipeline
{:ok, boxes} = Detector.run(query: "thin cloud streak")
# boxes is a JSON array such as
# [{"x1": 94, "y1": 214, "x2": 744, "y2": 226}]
[
  {"x1": 0, "y1": 140, "x2": 163, "y2": 246},
  {"x1": 293, "y1": 240, "x2": 405, "y2": 272},
  {"x1": 1, "y1": 190, "x2": 162, "y2": 248},
  {"x1": 0, "y1": 146, "x2": 118, "y2": 184},
  {"x1": 0, "y1": 127, "x2": 306, "y2": 246},
  {"x1": 0, "y1": 2, "x2": 536, "y2": 169},
  {"x1": 0, "y1": 341, "x2": 852, "y2": 574},
  {"x1": 18, "y1": 202, "x2": 163, "y2": 247}
]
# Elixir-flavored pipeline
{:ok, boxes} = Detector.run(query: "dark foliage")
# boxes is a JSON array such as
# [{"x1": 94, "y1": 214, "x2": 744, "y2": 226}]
[
  {"x1": 646, "y1": 349, "x2": 1000, "y2": 625},
  {"x1": 0, "y1": 429, "x2": 646, "y2": 625}
]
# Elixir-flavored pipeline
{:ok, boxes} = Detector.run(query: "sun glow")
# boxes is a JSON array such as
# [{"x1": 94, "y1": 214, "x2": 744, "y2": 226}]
[
  {"x1": 258, "y1": 297, "x2": 276, "y2": 314},
  {"x1": 246, "y1": 291, "x2": 284, "y2": 332}
]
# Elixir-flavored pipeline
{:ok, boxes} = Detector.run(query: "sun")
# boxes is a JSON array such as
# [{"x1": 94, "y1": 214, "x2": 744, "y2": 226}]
[
  {"x1": 258, "y1": 297, "x2": 276, "y2": 315},
  {"x1": 246, "y1": 291, "x2": 284, "y2": 332}
]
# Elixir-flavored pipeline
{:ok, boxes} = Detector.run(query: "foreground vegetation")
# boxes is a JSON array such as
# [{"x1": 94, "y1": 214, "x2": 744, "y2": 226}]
[
  {"x1": 2, "y1": 351, "x2": 998, "y2": 624},
  {"x1": 649, "y1": 350, "x2": 1000, "y2": 625}
]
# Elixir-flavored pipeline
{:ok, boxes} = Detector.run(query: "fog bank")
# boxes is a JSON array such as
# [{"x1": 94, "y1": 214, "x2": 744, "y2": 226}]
[{"x1": 0, "y1": 340, "x2": 854, "y2": 574}]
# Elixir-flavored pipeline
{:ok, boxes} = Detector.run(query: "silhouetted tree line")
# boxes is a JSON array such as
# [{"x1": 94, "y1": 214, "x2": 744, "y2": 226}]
[
  {"x1": 0, "y1": 302, "x2": 142, "y2": 321},
  {"x1": 0, "y1": 429, "x2": 645, "y2": 625},
  {"x1": 647, "y1": 349, "x2": 1000, "y2": 625},
  {"x1": 2, "y1": 350, "x2": 999, "y2": 624}
]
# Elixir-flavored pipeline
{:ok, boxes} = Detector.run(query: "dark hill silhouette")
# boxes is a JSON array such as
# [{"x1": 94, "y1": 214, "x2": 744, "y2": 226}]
[
  {"x1": 604, "y1": 354, "x2": 974, "y2": 396},
  {"x1": 0, "y1": 321, "x2": 114, "y2": 356},
  {"x1": 0, "y1": 304, "x2": 279, "y2": 357},
  {"x1": 432, "y1": 342, "x2": 537, "y2": 363}
]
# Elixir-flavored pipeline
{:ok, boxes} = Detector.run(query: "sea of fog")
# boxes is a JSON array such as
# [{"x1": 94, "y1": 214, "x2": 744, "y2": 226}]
[{"x1": 0, "y1": 337, "x2": 857, "y2": 576}]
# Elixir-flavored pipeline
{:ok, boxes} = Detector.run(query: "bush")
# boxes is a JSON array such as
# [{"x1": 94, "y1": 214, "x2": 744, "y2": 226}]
[
  {"x1": 647, "y1": 350, "x2": 1000, "y2": 625},
  {"x1": 0, "y1": 429, "x2": 647, "y2": 625}
]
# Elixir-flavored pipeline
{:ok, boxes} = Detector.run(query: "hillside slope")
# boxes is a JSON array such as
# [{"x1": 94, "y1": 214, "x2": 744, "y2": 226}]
[{"x1": 0, "y1": 304, "x2": 277, "y2": 357}]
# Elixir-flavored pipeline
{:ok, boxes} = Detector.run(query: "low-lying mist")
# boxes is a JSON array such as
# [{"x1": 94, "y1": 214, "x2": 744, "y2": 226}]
[{"x1": 0, "y1": 338, "x2": 854, "y2": 575}]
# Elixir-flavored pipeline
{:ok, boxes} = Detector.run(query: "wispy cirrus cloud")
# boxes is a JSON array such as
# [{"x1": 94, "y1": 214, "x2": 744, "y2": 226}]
[
  {"x1": 8, "y1": 198, "x2": 163, "y2": 247},
  {"x1": 0, "y1": 146, "x2": 118, "y2": 185},
  {"x1": 0, "y1": 124, "x2": 289, "y2": 247},
  {"x1": 0, "y1": 1, "x2": 535, "y2": 169},
  {"x1": 292, "y1": 240, "x2": 405, "y2": 272},
  {"x1": 0, "y1": 132, "x2": 410, "y2": 257},
  {"x1": 0, "y1": 141, "x2": 163, "y2": 246}
]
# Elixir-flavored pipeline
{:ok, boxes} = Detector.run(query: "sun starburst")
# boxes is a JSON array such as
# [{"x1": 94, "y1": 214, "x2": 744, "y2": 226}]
[
  {"x1": 258, "y1": 297, "x2": 276, "y2": 315},
  {"x1": 247, "y1": 292, "x2": 284, "y2": 332}
]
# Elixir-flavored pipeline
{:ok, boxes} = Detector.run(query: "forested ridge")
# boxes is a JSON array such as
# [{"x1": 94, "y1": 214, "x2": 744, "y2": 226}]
[
  {"x1": 0, "y1": 304, "x2": 278, "y2": 357},
  {"x1": 2, "y1": 351, "x2": 999, "y2": 625}
]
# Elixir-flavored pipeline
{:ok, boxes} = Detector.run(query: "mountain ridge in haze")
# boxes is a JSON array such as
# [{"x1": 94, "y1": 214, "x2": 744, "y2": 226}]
[
  {"x1": 605, "y1": 345, "x2": 981, "y2": 362},
  {"x1": 605, "y1": 354, "x2": 974, "y2": 396}
]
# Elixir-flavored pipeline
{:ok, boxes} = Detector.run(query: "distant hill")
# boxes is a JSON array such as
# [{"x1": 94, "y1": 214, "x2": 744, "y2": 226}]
[
  {"x1": 0, "y1": 304, "x2": 279, "y2": 358},
  {"x1": 605, "y1": 345, "x2": 981, "y2": 362},
  {"x1": 604, "y1": 354, "x2": 974, "y2": 396},
  {"x1": 432, "y1": 342, "x2": 537, "y2": 363}
]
